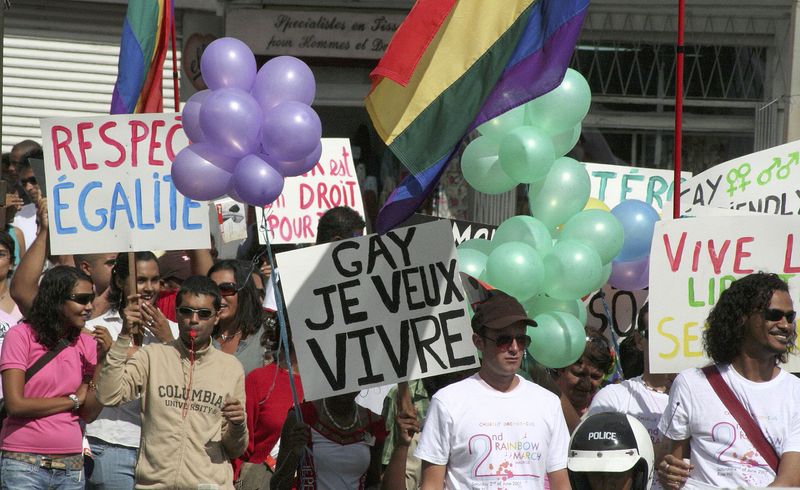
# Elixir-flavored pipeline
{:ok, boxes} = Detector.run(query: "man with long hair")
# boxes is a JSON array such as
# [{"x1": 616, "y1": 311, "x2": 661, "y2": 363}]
[{"x1": 657, "y1": 272, "x2": 800, "y2": 488}]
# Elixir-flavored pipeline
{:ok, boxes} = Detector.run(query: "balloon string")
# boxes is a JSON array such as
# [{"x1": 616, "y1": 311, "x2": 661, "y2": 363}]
[
  {"x1": 260, "y1": 210, "x2": 303, "y2": 421},
  {"x1": 599, "y1": 291, "x2": 624, "y2": 382}
]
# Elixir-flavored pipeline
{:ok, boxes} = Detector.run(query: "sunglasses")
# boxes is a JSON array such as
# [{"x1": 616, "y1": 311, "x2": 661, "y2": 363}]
[
  {"x1": 479, "y1": 333, "x2": 531, "y2": 350},
  {"x1": 177, "y1": 306, "x2": 215, "y2": 320},
  {"x1": 67, "y1": 293, "x2": 95, "y2": 305},
  {"x1": 764, "y1": 308, "x2": 796, "y2": 323},
  {"x1": 20, "y1": 176, "x2": 37, "y2": 186},
  {"x1": 217, "y1": 282, "x2": 244, "y2": 298}
]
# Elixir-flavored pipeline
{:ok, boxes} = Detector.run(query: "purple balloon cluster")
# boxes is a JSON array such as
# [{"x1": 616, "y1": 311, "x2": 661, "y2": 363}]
[{"x1": 172, "y1": 37, "x2": 322, "y2": 206}]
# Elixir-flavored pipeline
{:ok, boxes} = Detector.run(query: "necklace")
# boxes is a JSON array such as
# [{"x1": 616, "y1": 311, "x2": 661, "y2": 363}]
[
  {"x1": 641, "y1": 377, "x2": 668, "y2": 394},
  {"x1": 322, "y1": 398, "x2": 360, "y2": 432},
  {"x1": 218, "y1": 330, "x2": 241, "y2": 343}
]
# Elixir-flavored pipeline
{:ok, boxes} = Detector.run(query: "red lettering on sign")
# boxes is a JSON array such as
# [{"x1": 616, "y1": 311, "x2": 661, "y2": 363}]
[{"x1": 51, "y1": 126, "x2": 77, "y2": 171}]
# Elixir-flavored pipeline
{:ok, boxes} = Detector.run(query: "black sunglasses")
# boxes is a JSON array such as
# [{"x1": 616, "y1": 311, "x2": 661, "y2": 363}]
[
  {"x1": 218, "y1": 282, "x2": 245, "y2": 298},
  {"x1": 177, "y1": 306, "x2": 215, "y2": 320},
  {"x1": 479, "y1": 333, "x2": 531, "y2": 351},
  {"x1": 67, "y1": 293, "x2": 95, "y2": 305},
  {"x1": 20, "y1": 176, "x2": 37, "y2": 186},
  {"x1": 764, "y1": 308, "x2": 796, "y2": 323}
]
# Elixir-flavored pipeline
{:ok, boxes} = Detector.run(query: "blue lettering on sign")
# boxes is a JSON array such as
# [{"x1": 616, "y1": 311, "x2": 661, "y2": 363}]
[
  {"x1": 51, "y1": 171, "x2": 203, "y2": 235},
  {"x1": 592, "y1": 171, "x2": 616, "y2": 201},
  {"x1": 620, "y1": 170, "x2": 644, "y2": 201},
  {"x1": 53, "y1": 175, "x2": 77, "y2": 234}
]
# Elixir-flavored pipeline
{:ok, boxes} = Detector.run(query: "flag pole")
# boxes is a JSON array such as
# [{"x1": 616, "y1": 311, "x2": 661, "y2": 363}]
[
  {"x1": 169, "y1": 0, "x2": 180, "y2": 111},
  {"x1": 672, "y1": 0, "x2": 685, "y2": 219}
]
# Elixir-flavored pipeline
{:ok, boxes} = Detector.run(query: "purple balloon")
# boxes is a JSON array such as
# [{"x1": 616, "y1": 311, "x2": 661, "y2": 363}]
[
  {"x1": 190, "y1": 142, "x2": 239, "y2": 173},
  {"x1": 608, "y1": 255, "x2": 650, "y2": 291},
  {"x1": 227, "y1": 182, "x2": 245, "y2": 203},
  {"x1": 199, "y1": 88, "x2": 263, "y2": 159},
  {"x1": 200, "y1": 37, "x2": 257, "y2": 91},
  {"x1": 181, "y1": 90, "x2": 210, "y2": 143},
  {"x1": 268, "y1": 143, "x2": 322, "y2": 177},
  {"x1": 261, "y1": 102, "x2": 322, "y2": 163},
  {"x1": 252, "y1": 56, "x2": 316, "y2": 111},
  {"x1": 233, "y1": 154, "x2": 285, "y2": 207},
  {"x1": 171, "y1": 144, "x2": 232, "y2": 201}
]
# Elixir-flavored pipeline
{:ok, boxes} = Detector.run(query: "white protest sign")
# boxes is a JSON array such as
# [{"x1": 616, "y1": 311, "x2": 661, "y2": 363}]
[
  {"x1": 255, "y1": 138, "x2": 364, "y2": 244},
  {"x1": 584, "y1": 162, "x2": 691, "y2": 212},
  {"x1": 649, "y1": 215, "x2": 800, "y2": 373},
  {"x1": 41, "y1": 113, "x2": 209, "y2": 255},
  {"x1": 677, "y1": 139, "x2": 800, "y2": 216},
  {"x1": 277, "y1": 220, "x2": 479, "y2": 400}
]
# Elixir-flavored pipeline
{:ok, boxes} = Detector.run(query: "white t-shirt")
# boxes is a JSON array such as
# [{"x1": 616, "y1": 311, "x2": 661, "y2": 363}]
[
  {"x1": 85, "y1": 310, "x2": 179, "y2": 448},
  {"x1": 309, "y1": 427, "x2": 374, "y2": 489},
  {"x1": 415, "y1": 374, "x2": 569, "y2": 489},
  {"x1": 588, "y1": 376, "x2": 669, "y2": 490},
  {"x1": 658, "y1": 365, "x2": 800, "y2": 488}
]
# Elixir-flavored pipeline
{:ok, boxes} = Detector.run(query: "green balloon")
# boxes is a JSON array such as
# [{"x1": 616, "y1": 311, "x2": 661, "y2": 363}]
[
  {"x1": 551, "y1": 123, "x2": 581, "y2": 157},
  {"x1": 590, "y1": 263, "x2": 613, "y2": 291},
  {"x1": 560, "y1": 210, "x2": 624, "y2": 265},
  {"x1": 477, "y1": 105, "x2": 526, "y2": 143},
  {"x1": 461, "y1": 136, "x2": 518, "y2": 194},
  {"x1": 524, "y1": 295, "x2": 587, "y2": 325},
  {"x1": 527, "y1": 311, "x2": 586, "y2": 368},
  {"x1": 484, "y1": 241, "x2": 545, "y2": 302},
  {"x1": 528, "y1": 157, "x2": 591, "y2": 230},
  {"x1": 543, "y1": 239, "x2": 603, "y2": 300},
  {"x1": 457, "y1": 247, "x2": 488, "y2": 278},
  {"x1": 524, "y1": 68, "x2": 592, "y2": 134},
  {"x1": 498, "y1": 126, "x2": 556, "y2": 183},
  {"x1": 493, "y1": 215, "x2": 553, "y2": 256},
  {"x1": 458, "y1": 238, "x2": 493, "y2": 255}
]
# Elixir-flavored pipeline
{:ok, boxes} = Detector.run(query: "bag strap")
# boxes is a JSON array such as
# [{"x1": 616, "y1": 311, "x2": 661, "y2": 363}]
[
  {"x1": 702, "y1": 365, "x2": 780, "y2": 473},
  {"x1": 24, "y1": 338, "x2": 70, "y2": 383}
]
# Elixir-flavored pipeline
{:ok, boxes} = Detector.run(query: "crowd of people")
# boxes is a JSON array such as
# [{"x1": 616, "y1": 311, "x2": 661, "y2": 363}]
[{"x1": 0, "y1": 139, "x2": 798, "y2": 489}]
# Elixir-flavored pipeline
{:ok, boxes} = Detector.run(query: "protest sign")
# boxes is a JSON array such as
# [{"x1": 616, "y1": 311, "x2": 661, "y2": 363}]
[
  {"x1": 677, "y1": 139, "x2": 800, "y2": 216},
  {"x1": 277, "y1": 220, "x2": 479, "y2": 400},
  {"x1": 649, "y1": 215, "x2": 800, "y2": 373},
  {"x1": 255, "y1": 138, "x2": 365, "y2": 244},
  {"x1": 40, "y1": 113, "x2": 209, "y2": 255},
  {"x1": 585, "y1": 286, "x2": 648, "y2": 338},
  {"x1": 584, "y1": 162, "x2": 691, "y2": 212},
  {"x1": 401, "y1": 214, "x2": 497, "y2": 246}
]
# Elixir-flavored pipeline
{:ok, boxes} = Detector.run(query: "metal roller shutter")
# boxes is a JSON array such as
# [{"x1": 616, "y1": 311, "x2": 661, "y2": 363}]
[{"x1": 2, "y1": 0, "x2": 182, "y2": 152}]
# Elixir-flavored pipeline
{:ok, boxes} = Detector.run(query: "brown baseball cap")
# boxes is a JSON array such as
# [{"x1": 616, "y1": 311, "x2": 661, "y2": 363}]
[
  {"x1": 158, "y1": 250, "x2": 192, "y2": 283},
  {"x1": 471, "y1": 290, "x2": 537, "y2": 331}
]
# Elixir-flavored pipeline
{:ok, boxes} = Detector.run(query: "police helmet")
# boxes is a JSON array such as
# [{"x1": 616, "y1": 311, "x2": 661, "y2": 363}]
[{"x1": 568, "y1": 412, "x2": 655, "y2": 490}]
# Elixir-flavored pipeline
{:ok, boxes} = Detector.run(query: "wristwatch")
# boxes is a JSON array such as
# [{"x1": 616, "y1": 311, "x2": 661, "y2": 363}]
[{"x1": 68, "y1": 394, "x2": 81, "y2": 411}]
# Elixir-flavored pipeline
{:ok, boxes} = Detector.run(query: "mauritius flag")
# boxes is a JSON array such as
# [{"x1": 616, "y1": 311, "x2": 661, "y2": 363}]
[
  {"x1": 110, "y1": 0, "x2": 173, "y2": 114},
  {"x1": 366, "y1": 0, "x2": 589, "y2": 232}
]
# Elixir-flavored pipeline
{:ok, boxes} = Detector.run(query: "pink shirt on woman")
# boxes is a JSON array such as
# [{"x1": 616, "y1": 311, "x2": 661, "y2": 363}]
[{"x1": 0, "y1": 323, "x2": 97, "y2": 454}]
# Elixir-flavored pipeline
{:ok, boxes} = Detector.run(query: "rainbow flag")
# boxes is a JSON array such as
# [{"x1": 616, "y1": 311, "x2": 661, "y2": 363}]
[
  {"x1": 367, "y1": 0, "x2": 589, "y2": 232},
  {"x1": 110, "y1": 0, "x2": 172, "y2": 114}
]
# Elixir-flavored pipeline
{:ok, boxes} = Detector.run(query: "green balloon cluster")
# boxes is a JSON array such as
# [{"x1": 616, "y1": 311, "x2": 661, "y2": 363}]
[
  {"x1": 462, "y1": 69, "x2": 591, "y2": 195},
  {"x1": 527, "y1": 311, "x2": 586, "y2": 368}
]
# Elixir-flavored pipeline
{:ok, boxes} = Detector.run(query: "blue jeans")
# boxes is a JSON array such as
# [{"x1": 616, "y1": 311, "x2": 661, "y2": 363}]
[
  {"x1": 0, "y1": 455, "x2": 84, "y2": 490},
  {"x1": 86, "y1": 438, "x2": 137, "y2": 490}
]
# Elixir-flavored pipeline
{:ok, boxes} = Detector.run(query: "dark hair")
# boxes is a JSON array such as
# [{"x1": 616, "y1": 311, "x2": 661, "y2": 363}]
[
  {"x1": 108, "y1": 251, "x2": 159, "y2": 311},
  {"x1": 583, "y1": 328, "x2": 615, "y2": 375},
  {"x1": 0, "y1": 230, "x2": 16, "y2": 276},
  {"x1": 619, "y1": 334, "x2": 644, "y2": 379},
  {"x1": 316, "y1": 206, "x2": 365, "y2": 244},
  {"x1": 704, "y1": 272, "x2": 793, "y2": 364},
  {"x1": 176, "y1": 275, "x2": 222, "y2": 311},
  {"x1": 636, "y1": 302, "x2": 649, "y2": 335},
  {"x1": 18, "y1": 147, "x2": 43, "y2": 170},
  {"x1": 207, "y1": 259, "x2": 267, "y2": 339},
  {"x1": 28, "y1": 266, "x2": 92, "y2": 350}
]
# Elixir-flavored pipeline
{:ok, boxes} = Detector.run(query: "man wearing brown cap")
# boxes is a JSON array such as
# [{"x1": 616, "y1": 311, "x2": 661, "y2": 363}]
[{"x1": 415, "y1": 290, "x2": 571, "y2": 490}]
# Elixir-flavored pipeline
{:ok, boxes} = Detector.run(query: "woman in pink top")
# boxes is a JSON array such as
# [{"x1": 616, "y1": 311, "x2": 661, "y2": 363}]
[{"x1": 0, "y1": 266, "x2": 102, "y2": 489}]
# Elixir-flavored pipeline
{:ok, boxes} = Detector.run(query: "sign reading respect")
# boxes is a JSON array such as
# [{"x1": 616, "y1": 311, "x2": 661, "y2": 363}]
[{"x1": 40, "y1": 113, "x2": 209, "y2": 255}]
